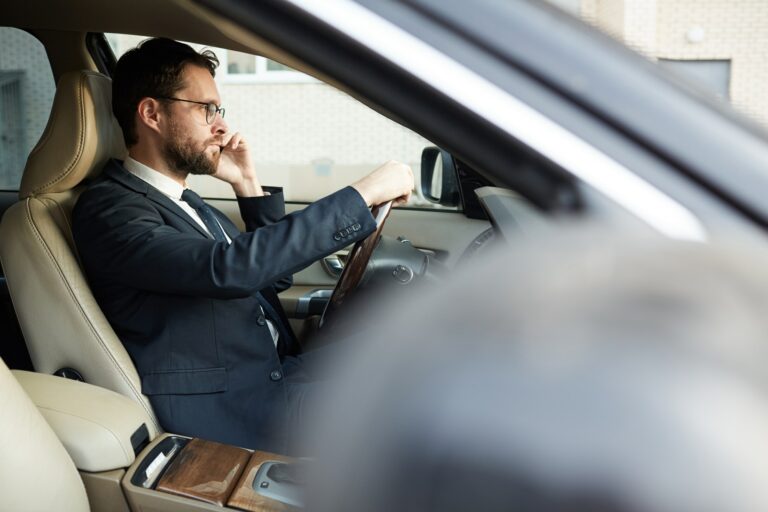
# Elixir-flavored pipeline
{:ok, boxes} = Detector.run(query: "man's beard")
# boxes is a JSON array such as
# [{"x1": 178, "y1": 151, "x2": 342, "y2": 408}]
[{"x1": 162, "y1": 118, "x2": 220, "y2": 177}]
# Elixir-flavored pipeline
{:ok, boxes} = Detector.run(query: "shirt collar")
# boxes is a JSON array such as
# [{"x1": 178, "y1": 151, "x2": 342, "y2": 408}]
[{"x1": 123, "y1": 156, "x2": 186, "y2": 201}]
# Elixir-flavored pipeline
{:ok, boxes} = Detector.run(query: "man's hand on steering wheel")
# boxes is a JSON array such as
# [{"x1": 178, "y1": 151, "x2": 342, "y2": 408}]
[
  {"x1": 351, "y1": 160, "x2": 414, "y2": 207},
  {"x1": 321, "y1": 161, "x2": 413, "y2": 329}
]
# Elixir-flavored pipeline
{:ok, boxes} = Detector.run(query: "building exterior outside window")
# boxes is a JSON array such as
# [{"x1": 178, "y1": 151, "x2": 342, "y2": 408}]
[
  {"x1": 550, "y1": 0, "x2": 768, "y2": 127},
  {"x1": 222, "y1": 50, "x2": 315, "y2": 84}
]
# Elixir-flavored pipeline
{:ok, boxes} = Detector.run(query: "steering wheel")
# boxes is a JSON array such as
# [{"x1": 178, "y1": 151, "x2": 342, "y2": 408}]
[{"x1": 319, "y1": 201, "x2": 393, "y2": 329}]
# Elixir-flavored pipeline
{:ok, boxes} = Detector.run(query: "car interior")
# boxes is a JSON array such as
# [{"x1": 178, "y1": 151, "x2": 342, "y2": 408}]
[{"x1": 0, "y1": 1, "x2": 612, "y2": 511}]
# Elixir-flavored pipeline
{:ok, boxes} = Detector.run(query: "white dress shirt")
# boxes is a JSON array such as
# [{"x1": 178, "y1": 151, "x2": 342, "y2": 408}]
[
  {"x1": 123, "y1": 157, "x2": 279, "y2": 346},
  {"x1": 123, "y1": 157, "x2": 231, "y2": 242}
]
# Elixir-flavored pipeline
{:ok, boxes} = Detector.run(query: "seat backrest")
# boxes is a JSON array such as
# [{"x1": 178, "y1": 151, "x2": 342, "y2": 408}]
[
  {"x1": 0, "y1": 357, "x2": 89, "y2": 512},
  {"x1": 0, "y1": 70, "x2": 160, "y2": 433}
]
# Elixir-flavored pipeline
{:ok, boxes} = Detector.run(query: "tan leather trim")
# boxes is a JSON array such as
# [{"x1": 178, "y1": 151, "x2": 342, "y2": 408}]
[
  {"x1": 0, "y1": 360, "x2": 90, "y2": 512},
  {"x1": 80, "y1": 469, "x2": 131, "y2": 512},
  {"x1": 14, "y1": 371, "x2": 156, "y2": 472},
  {"x1": 0, "y1": 195, "x2": 161, "y2": 433},
  {"x1": 20, "y1": 70, "x2": 126, "y2": 198}
]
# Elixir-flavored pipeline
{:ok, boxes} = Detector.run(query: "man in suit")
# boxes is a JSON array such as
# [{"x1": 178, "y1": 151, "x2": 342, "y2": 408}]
[{"x1": 72, "y1": 38, "x2": 413, "y2": 453}]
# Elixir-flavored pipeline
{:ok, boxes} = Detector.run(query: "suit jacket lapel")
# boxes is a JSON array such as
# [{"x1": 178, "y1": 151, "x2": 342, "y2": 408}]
[
  {"x1": 104, "y1": 160, "x2": 213, "y2": 239},
  {"x1": 148, "y1": 188, "x2": 215, "y2": 240}
]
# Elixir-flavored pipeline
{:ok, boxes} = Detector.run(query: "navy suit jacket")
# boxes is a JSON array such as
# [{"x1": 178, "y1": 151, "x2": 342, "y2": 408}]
[{"x1": 72, "y1": 159, "x2": 375, "y2": 452}]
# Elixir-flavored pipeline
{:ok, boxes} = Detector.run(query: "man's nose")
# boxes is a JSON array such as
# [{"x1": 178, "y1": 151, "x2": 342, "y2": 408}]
[{"x1": 211, "y1": 113, "x2": 227, "y2": 134}]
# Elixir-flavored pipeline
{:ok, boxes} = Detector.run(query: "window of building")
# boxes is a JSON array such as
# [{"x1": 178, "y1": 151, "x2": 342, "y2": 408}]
[
  {"x1": 220, "y1": 50, "x2": 316, "y2": 84},
  {"x1": 658, "y1": 59, "x2": 731, "y2": 100},
  {"x1": 0, "y1": 28, "x2": 55, "y2": 190}
]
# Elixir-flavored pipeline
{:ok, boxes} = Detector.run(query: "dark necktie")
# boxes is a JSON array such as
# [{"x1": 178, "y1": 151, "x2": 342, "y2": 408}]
[
  {"x1": 181, "y1": 189, "x2": 228, "y2": 242},
  {"x1": 182, "y1": 188, "x2": 291, "y2": 354}
]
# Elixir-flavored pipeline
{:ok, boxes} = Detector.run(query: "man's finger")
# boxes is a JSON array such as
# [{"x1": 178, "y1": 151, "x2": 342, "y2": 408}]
[
  {"x1": 220, "y1": 132, "x2": 234, "y2": 147},
  {"x1": 394, "y1": 192, "x2": 410, "y2": 206},
  {"x1": 230, "y1": 133, "x2": 242, "y2": 150}
]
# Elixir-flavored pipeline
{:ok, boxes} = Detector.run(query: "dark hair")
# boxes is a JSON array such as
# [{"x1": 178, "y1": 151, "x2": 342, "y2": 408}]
[{"x1": 112, "y1": 37, "x2": 219, "y2": 146}]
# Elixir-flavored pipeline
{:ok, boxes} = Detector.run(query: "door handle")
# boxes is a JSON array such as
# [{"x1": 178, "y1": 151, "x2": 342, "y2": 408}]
[{"x1": 322, "y1": 255, "x2": 344, "y2": 277}]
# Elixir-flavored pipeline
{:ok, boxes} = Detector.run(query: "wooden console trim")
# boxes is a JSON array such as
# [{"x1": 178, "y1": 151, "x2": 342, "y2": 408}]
[
  {"x1": 228, "y1": 451, "x2": 293, "y2": 512},
  {"x1": 156, "y1": 438, "x2": 250, "y2": 506}
]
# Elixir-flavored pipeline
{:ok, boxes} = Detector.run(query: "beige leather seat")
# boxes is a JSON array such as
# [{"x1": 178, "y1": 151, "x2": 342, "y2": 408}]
[
  {"x1": 0, "y1": 357, "x2": 89, "y2": 512},
  {"x1": 0, "y1": 70, "x2": 160, "y2": 432}
]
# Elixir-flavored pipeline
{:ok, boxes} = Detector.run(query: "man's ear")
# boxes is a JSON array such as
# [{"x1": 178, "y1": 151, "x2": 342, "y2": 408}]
[{"x1": 136, "y1": 97, "x2": 163, "y2": 134}]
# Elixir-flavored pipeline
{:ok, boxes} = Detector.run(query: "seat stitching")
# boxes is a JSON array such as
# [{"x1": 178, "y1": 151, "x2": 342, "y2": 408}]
[
  {"x1": 32, "y1": 72, "x2": 95, "y2": 195},
  {"x1": 50, "y1": 197, "x2": 84, "y2": 268}
]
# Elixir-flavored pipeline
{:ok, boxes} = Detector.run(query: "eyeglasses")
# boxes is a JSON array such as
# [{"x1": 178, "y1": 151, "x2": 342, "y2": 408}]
[{"x1": 155, "y1": 96, "x2": 226, "y2": 125}]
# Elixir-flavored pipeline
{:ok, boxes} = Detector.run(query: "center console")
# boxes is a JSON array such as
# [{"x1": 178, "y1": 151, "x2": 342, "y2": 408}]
[
  {"x1": 13, "y1": 370, "x2": 303, "y2": 511},
  {"x1": 125, "y1": 435, "x2": 300, "y2": 511}
]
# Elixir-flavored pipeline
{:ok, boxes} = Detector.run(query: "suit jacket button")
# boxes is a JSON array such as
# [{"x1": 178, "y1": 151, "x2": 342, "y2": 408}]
[
  {"x1": 256, "y1": 314, "x2": 266, "y2": 326},
  {"x1": 270, "y1": 370, "x2": 283, "y2": 381}
]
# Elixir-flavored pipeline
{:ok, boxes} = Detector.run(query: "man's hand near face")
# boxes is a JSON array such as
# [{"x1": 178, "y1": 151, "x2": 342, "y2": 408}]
[{"x1": 212, "y1": 131, "x2": 265, "y2": 197}]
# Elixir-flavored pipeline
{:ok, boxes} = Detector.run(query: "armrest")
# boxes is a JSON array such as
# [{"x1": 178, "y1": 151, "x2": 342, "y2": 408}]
[{"x1": 12, "y1": 370, "x2": 156, "y2": 472}]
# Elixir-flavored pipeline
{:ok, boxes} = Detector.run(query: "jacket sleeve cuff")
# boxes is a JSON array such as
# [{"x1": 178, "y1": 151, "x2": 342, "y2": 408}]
[
  {"x1": 335, "y1": 186, "x2": 376, "y2": 234},
  {"x1": 237, "y1": 187, "x2": 286, "y2": 230}
]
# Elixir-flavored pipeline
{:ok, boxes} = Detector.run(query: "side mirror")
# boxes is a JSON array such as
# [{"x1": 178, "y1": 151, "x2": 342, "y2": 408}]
[{"x1": 421, "y1": 146, "x2": 459, "y2": 207}]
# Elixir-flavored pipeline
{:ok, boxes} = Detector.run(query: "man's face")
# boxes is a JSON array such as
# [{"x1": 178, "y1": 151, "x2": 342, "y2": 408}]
[{"x1": 160, "y1": 64, "x2": 227, "y2": 177}]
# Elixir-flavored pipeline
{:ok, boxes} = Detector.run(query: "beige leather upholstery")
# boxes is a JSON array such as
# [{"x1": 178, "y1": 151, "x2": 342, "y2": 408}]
[
  {"x1": 0, "y1": 70, "x2": 160, "y2": 431},
  {"x1": 20, "y1": 70, "x2": 125, "y2": 197},
  {"x1": 14, "y1": 370, "x2": 157, "y2": 473},
  {"x1": 0, "y1": 358, "x2": 90, "y2": 512}
]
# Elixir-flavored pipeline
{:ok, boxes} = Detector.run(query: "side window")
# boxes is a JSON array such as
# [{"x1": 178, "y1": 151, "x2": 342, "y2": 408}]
[
  {"x1": 106, "y1": 34, "x2": 454, "y2": 210},
  {"x1": 658, "y1": 59, "x2": 731, "y2": 100},
  {"x1": 0, "y1": 28, "x2": 55, "y2": 190}
]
